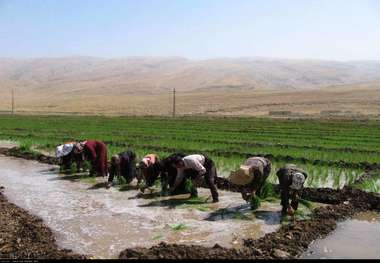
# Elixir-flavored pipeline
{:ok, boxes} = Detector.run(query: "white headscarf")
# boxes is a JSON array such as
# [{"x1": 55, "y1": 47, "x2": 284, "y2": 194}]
[
  {"x1": 290, "y1": 172, "x2": 306, "y2": 190},
  {"x1": 56, "y1": 143, "x2": 74, "y2": 158}
]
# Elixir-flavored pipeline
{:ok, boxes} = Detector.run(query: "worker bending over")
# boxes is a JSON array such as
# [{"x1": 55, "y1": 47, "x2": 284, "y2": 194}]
[
  {"x1": 108, "y1": 150, "x2": 137, "y2": 187},
  {"x1": 171, "y1": 154, "x2": 219, "y2": 203},
  {"x1": 74, "y1": 140, "x2": 108, "y2": 177},
  {"x1": 138, "y1": 153, "x2": 187, "y2": 195},
  {"x1": 56, "y1": 141, "x2": 83, "y2": 172},
  {"x1": 230, "y1": 156, "x2": 271, "y2": 206},
  {"x1": 137, "y1": 153, "x2": 160, "y2": 192},
  {"x1": 276, "y1": 164, "x2": 308, "y2": 216}
]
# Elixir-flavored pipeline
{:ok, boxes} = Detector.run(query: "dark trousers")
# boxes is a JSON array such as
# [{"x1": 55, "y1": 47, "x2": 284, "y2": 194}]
[
  {"x1": 108, "y1": 164, "x2": 136, "y2": 184},
  {"x1": 61, "y1": 152, "x2": 83, "y2": 172},
  {"x1": 277, "y1": 172, "x2": 300, "y2": 213},
  {"x1": 241, "y1": 162, "x2": 271, "y2": 200},
  {"x1": 184, "y1": 157, "x2": 219, "y2": 202}
]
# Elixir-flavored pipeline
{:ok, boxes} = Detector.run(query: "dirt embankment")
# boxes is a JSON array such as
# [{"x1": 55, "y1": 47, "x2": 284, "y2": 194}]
[
  {"x1": 119, "y1": 243, "x2": 255, "y2": 260},
  {"x1": 0, "y1": 147, "x2": 58, "y2": 165},
  {"x1": 0, "y1": 187, "x2": 86, "y2": 260}
]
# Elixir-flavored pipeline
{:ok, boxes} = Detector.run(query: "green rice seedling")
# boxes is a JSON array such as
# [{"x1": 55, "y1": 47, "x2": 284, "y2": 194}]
[
  {"x1": 316, "y1": 165, "x2": 328, "y2": 187},
  {"x1": 184, "y1": 179, "x2": 193, "y2": 193},
  {"x1": 353, "y1": 170, "x2": 380, "y2": 193},
  {"x1": 81, "y1": 177, "x2": 97, "y2": 184},
  {"x1": 185, "y1": 196, "x2": 208, "y2": 204},
  {"x1": 170, "y1": 223, "x2": 187, "y2": 231},
  {"x1": 260, "y1": 196, "x2": 279, "y2": 203},
  {"x1": 347, "y1": 169, "x2": 362, "y2": 186},
  {"x1": 152, "y1": 234, "x2": 163, "y2": 240},
  {"x1": 178, "y1": 196, "x2": 209, "y2": 211},
  {"x1": 259, "y1": 182, "x2": 279, "y2": 199},
  {"x1": 70, "y1": 162, "x2": 78, "y2": 173},
  {"x1": 359, "y1": 180, "x2": 380, "y2": 193},
  {"x1": 117, "y1": 175, "x2": 127, "y2": 185},
  {"x1": 232, "y1": 211, "x2": 251, "y2": 220},
  {"x1": 195, "y1": 206, "x2": 209, "y2": 212},
  {"x1": 333, "y1": 168, "x2": 342, "y2": 189},
  {"x1": 250, "y1": 196, "x2": 261, "y2": 210},
  {"x1": 19, "y1": 141, "x2": 32, "y2": 152},
  {"x1": 298, "y1": 198, "x2": 313, "y2": 209},
  {"x1": 294, "y1": 209, "x2": 312, "y2": 221},
  {"x1": 82, "y1": 161, "x2": 91, "y2": 172},
  {"x1": 180, "y1": 203, "x2": 210, "y2": 212}
]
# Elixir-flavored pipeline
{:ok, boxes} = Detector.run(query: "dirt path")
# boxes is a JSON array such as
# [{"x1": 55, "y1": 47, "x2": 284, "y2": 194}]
[{"x1": 0, "y1": 187, "x2": 86, "y2": 259}]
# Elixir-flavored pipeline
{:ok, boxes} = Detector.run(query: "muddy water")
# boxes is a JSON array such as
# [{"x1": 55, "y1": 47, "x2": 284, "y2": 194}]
[
  {"x1": 0, "y1": 155, "x2": 282, "y2": 259},
  {"x1": 301, "y1": 211, "x2": 380, "y2": 259}
]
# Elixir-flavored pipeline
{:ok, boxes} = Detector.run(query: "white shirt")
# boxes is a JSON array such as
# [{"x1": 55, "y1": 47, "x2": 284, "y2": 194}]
[
  {"x1": 172, "y1": 154, "x2": 206, "y2": 191},
  {"x1": 182, "y1": 154, "x2": 206, "y2": 175}
]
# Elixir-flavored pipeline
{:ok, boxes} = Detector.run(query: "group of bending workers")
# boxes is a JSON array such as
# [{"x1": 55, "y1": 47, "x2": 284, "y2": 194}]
[{"x1": 56, "y1": 140, "x2": 308, "y2": 216}]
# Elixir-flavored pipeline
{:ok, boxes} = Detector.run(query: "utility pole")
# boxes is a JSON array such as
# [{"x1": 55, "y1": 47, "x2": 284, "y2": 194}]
[
  {"x1": 172, "y1": 88, "x2": 176, "y2": 118},
  {"x1": 11, "y1": 87, "x2": 14, "y2": 115}
]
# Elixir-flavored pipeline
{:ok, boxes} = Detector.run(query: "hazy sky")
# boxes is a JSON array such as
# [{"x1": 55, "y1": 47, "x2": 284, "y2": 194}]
[{"x1": 1, "y1": 0, "x2": 380, "y2": 60}]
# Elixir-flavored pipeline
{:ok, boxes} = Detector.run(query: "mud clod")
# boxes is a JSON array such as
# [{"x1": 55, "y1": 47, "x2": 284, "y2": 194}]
[
  {"x1": 119, "y1": 242, "x2": 255, "y2": 260},
  {"x1": 273, "y1": 249, "x2": 290, "y2": 258}
]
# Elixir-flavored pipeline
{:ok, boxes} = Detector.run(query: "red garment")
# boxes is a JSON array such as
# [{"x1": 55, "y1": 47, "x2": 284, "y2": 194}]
[{"x1": 84, "y1": 140, "x2": 108, "y2": 176}]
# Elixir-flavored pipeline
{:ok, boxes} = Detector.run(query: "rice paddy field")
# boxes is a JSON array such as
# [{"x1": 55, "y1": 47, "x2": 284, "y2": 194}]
[{"x1": 0, "y1": 115, "x2": 379, "y2": 193}]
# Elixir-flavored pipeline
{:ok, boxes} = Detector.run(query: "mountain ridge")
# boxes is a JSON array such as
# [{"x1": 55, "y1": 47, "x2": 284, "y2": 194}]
[{"x1": 1, "y1": 57, "x2": 380, "y2": 96}]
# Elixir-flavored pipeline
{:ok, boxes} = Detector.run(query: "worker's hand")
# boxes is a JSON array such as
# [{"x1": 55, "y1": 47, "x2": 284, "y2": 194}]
[
  {"x1": 287, "y1": 206, "x2": 295, "y2": 216},
  {"x1": 241, "y1": 192, "x2": 251, "y2": 202}
]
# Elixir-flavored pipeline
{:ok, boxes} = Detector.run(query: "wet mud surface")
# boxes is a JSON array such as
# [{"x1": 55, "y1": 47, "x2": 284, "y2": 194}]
[
  {"x1": 1, "y1": 146, "x2": 380, "y2": 259},
  {"x1": 0, "y1": 188, "x2": 85, "y2": 259}
]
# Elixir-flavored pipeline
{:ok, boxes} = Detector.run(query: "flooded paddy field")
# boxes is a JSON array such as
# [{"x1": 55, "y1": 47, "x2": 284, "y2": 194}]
[
  {"x1": 301, "y1": 211, "x2": 380, "y2": 259},
  {"x1": 1, "y1": 114, "x2": 380, "y2": 259},
  {"x1": 0, "y1": 155, "x2": 283, "y2": 259}
]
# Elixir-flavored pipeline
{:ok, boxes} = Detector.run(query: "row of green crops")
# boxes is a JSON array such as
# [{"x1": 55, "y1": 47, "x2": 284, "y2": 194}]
[
  {"x1": 0, "y1": 115, "x2": 378, "y2": 191},
  {"x1": 1, "y1": 115, "x2": 380, "y2": 164}
]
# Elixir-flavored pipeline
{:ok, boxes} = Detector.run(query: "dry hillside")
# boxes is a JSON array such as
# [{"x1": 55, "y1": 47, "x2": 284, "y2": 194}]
[{"x1": 0, "y1": 57, "x2": 380, "y2": 117}]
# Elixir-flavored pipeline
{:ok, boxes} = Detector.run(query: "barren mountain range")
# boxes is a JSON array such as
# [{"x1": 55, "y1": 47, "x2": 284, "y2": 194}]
[{"x1": 0, "y1": 57, "x2": 380, "y2": 117}]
